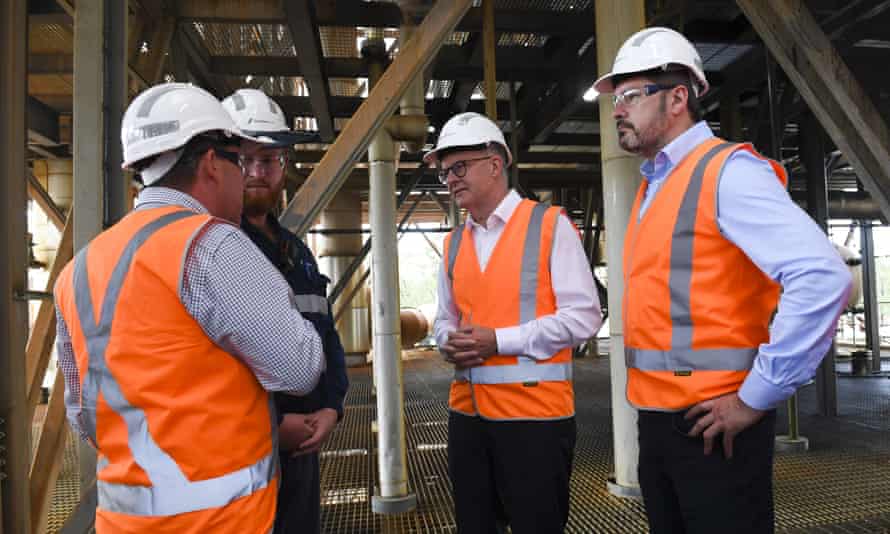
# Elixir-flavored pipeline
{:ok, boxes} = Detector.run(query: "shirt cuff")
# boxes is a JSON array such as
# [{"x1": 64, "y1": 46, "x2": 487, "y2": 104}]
[
  {"x1": 495, "y1": 326, "x2": 521, "y2": 355},
  {"x1": 738, "y1": 369, "x2": 794, "y2": 411}
]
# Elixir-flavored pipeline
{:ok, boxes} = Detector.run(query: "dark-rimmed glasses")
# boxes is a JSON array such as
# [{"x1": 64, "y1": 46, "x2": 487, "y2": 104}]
[{"x1": 437, "y1": 156, "x2": 493, "y2": 184}]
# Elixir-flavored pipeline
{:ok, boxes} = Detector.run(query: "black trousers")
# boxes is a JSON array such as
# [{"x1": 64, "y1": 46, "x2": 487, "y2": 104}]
[
  {"x1": 637, "y1": 409, "x2": 777, "y2": 534},
  {"x1": 273, "y1": 451, "x2": 320, "y2": 534},
  {"x1": 448, "y1": 411, "x2": 576, "y2": 534}
]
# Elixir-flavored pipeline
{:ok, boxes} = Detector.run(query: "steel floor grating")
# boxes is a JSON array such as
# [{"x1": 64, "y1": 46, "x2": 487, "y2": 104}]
[{"x1": 45, "y1": 354, "x2": 890, "y2": 532}]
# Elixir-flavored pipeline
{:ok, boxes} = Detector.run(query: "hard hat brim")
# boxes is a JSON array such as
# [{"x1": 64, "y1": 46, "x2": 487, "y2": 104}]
[{"x1": 244, "y1": 130, "x2": 320, "y2": 148}]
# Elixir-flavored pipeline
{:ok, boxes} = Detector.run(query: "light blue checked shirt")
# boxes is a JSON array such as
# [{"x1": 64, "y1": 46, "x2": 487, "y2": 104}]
[
  {"x1": 638, "y1": 121, "x2": 851, "y2": 410},
  {"x1": 56, "y1": 187, "x2": 324, "y2": 439}
]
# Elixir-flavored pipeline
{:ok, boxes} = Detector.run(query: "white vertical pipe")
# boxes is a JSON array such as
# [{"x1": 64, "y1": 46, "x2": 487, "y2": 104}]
[
  {"x1": 367, "y1": 43, "x2": 417, "y2": 514},
  {"x1": 595, "y1": 0, "x2": 645, "y2": 496}
]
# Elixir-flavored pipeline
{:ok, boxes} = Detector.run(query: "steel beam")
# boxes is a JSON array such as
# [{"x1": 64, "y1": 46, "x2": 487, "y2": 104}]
[
  {"x1": 283, "y1": 0, "x2": 334, "y2": 141},
  {"x1": 279, "y1": 0, "x2": 474, "y2": 236},
  {"x1": 27, "y1": 96, "x2": 60, "y2": 146},
  {"x1": 104, "y1": 0, "x2": 128, "y2": 225},
  {"x1": 74, "y1": 0, "x2": 106, "y2": 497},
  {"x1": 131, "y1": 16, "x2": 176, "y2": 87},
  {"x1": 209, "y1": 49, "x2": 560, "y2": 82},
  {"x1": 482, "y1": 0, "x2": 497, "y2": 119},
  {"x1": 177, "y1": 22, "x2": 230, "y2": 97},
  {"x1": 27, "y1": 173, "x2": 65, "y2": 231},
  {"x1": 800, "y1": 112, "x2": 837, "y2": 415},
  {"x1": 290, "y1": 148, "x2": 599, "y2": 165},
  {"x1": 0, "y1": 0, "x2": 30, "y2": 531},
  {"x1": 737, "y1": 0, "x2": 890, "y2": 221},
  {"x1": 860, "y1": 221, "x2": 882, "y2": 373},
  {"x1": 179, "y1": 0, "x2": 592, "y2": 34}
]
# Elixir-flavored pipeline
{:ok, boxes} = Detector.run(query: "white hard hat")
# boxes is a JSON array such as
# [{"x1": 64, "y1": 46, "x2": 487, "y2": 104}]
[
  {"x1": 593, "y1": 27, "x2": 708, "y2": 96},
  {"x1": 121, "y1": 83, "x2": 257, "y2": 184},
  {"x1": 221, "y1": 88, "x2": 318, "y2": 147},
  {"x1": 423, "y1": 112, "x2": 512, "y2": 166}
]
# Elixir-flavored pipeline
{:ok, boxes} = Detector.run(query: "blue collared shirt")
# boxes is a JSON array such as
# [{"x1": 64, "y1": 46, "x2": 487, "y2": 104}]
[{"x1": 639, "y1": 122, "x2": 852, "y2": 410}]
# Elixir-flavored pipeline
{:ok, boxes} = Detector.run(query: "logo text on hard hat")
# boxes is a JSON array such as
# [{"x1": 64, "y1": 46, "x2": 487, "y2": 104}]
[{"x1": 126, "y1": 120, "x2": 181, "y2": 144}]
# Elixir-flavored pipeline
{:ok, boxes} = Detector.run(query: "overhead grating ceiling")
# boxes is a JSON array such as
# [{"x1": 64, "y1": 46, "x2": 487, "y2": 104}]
[
  {"x1": 426, "y1": 80, "x2": 454, "y2": 100},
  {"x1": 496, "y1": 0, "x2": 593, "y2": 11},
  {"x1": 498, "y1": 32, "x2": 550, "y2": 47},
  {"x1": 330, "y1": 78, "x2": 367, "y2": 97},
  {"x1": 192, "y1": 22, "x2": 297, "y2": 57}
]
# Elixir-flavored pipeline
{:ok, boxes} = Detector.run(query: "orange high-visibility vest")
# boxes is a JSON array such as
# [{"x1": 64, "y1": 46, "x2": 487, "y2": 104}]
[
  {"x1": 54, "y1": 206, "x2": 278, "y2": 534},
  {"x1": 443, "y1": 199, "x2": 574, "y2": 420},
  {"x1": 623, "y1": 138, "x2": 787, "y2": 411}
]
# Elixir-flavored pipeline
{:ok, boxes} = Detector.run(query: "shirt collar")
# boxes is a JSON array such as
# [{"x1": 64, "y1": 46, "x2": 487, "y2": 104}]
[
  {"x1": 465, "y1": 189, "x2": 521, "y2": 229},
  {"x1": 135, "y1": 186, "x2": 209, "y2": 214},
  {"x1": 241, "y1": 213, "x2": 285, "y2": 241},
  {"x1": 639, "y1": 121, "x2": 714, "y2": 183}
]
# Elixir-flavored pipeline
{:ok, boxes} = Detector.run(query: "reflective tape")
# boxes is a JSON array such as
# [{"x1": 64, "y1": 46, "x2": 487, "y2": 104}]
[
  {"x1": 292, "y1": 293, "x2": 329, "y2": 315},
  {"x1": 72, "y1": 210, "x2": 275, "y2": 517},
  {"x1": 625, "y1": 346, "x2": 757, "y2": 372}
]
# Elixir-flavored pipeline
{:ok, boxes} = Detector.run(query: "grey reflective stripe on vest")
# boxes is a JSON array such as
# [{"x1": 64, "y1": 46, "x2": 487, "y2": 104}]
[
  {"x1": 453, "y1": 203, "x2": 570, "y2": 384},
  {"x1": 73, "y1": 210, "x2": 275, "y2": 516},
  {"x1": 293, "y1": 293, "x2": 329, "y2": 315},
  {"x1": 456, "y1": 361, "x2": 572, "y2": 383},
  {"x1": 446, "y1": 224, "x2": 465, "y2": 282},
  {"x1": 625, "y1": 347, "x2": 757, "y2": 372},
  {"x1": 669, "y1": 142, "x2": 732, "y2": 349},
  {"x1": 626, "y1": 142, "x2": 756, "y2": 374}
]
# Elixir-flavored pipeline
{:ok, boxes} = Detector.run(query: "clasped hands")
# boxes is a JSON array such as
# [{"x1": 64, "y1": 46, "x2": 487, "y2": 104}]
[
  {"x1": 279, "y1": 408, "x2": 338, "y2": 457},
  {"x1": 440, "y1": 324, "x2": 498, "y2": 369}
]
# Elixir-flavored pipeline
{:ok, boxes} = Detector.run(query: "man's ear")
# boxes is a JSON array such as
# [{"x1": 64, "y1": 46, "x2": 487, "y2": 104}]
[
  {"x1": 490, "y1": 154, "x2": 503, "y2": 178},
  {"x1": 197, "y1": 149, "x2": 222, "y2": 186},
  {"x1": 671, "y1": 85, "x2": 689, "y2": 117}
]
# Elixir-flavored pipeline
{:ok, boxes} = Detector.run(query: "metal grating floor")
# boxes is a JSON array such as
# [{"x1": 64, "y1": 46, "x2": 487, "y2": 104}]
[{"x1": 45, "y1": 351, "x2": 890, "y2": 533}]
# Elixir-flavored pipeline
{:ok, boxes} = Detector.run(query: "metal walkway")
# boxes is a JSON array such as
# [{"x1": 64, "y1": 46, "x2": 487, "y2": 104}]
[{"x1": 45, "y1": 350, "x2": 890, "y2": 532}]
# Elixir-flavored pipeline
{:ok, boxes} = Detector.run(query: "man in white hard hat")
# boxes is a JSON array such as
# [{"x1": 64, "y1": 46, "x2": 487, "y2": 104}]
[
  {"x1": 52, "y1": 82, "x2": 325, "y2": 533},
  {"x1": 222, "y1": 88, "x2": 349, "y2": 534},
  {"x1": 429, "y1": 112, "x2": 602, "y2": 533},
  {"x1": 595, "y1": 27, "x2": 851, "y2": 533}
]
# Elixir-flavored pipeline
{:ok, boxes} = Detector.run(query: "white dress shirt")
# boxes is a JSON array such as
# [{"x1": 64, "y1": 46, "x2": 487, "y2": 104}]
[{"x1": 434, "y1": 190, "x2": 602, "y2": 359}]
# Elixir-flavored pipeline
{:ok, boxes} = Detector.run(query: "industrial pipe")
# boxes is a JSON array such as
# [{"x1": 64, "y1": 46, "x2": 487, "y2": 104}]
[
  {"x1": 318, "y1": 191, "x2": 370, "y2": 367},
  {"x1": 596, "y1": 0, "x2": 644, "y2": 498},
  {"x1": 364, "y1": 34, "x2": 417, "y2": 515}
]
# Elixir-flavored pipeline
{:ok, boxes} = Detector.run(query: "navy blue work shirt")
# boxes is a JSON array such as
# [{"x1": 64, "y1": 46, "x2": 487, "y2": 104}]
[{"x1": 241, "y1": 214, "x2": 349, "y2": 420}]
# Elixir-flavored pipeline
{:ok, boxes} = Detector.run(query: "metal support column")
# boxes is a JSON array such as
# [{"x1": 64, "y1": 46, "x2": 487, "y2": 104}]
[
  {"x1": 801, "y1": 112, "x2": 838, "y2": 415},
  {"x1": 860, "y1": 221, "x2": 882, "y2": 374},
  {"x1": 596, "y1": 0, "x2": 644, "y2": 498},
  {"x1": 482, "y1": 0, "x2": 497, "y2": 120},
  {"x1": 508, "y1": 82, "x2": 520, "y2": 191},
  {"x1": 104, "y1": 0, "x2": 129, "y2": 224},
  {"x1": 74, "y1": 0, "x2": 107, "y2": 496},
  {"x1": 365, "y1": 39, "x2": 416, "y2": 515},
  {"x1": 769, "y1": 54, "x2": 808, "y2": 452},
  {"x1": 0, "y1": 0, "x2": 30, "y2": 531}
]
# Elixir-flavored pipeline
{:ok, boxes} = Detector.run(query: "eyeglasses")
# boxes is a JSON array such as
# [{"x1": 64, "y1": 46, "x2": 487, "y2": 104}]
[
  {"x1": 612, "y1": 84, "x2": 676, "y2": 108},
  {"x1": 213, "y1": 147, "x2": 244, "y2": 173},
  {"x1": 436, "y1": 156, "x2": 493, "y2": 184},
  {"x1": 238, "y1": 154, "x2": 286, "y2": 174}
]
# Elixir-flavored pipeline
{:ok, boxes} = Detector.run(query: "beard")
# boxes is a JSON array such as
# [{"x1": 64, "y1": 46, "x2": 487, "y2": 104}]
[
  {"x1": 243, "y1": 182, "x2": 283, "y2": 218},
  {"x1": 617, "y1": 96, "x2": 669, "y2": 155}
]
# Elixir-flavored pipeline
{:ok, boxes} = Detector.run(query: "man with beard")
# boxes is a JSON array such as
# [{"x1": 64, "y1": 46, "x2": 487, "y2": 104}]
[
  {"x1": 593, "y1": 27, "x2": 851, "y2": 533},
  {"x1": 222, "y1": 89, "x2": 348, "y2": 534}
]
